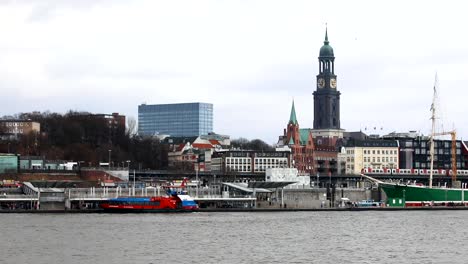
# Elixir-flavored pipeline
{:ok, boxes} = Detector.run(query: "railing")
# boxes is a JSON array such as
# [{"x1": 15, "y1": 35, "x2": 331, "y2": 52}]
[
  {"x1": 0, "y1": 194, "x2": 38, "y2": 200},
  {"x1": 23, "y1": 182, "x2": 39, "y2": 194},
  {"x1": 64, "y1": 186, "x2": 251, "y2": 200},
  {"x1": 39, "y1": 196, "x2": 65, "y2": 202}
]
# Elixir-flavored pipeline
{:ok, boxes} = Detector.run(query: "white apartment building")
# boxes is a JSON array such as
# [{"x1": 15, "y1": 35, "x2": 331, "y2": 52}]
[
  {"x1": 212, "y1": 151, "x2": 291, "y2": 174},
  {"x1": 344, "y1": 139, "x2": 399, "y2": 174}
]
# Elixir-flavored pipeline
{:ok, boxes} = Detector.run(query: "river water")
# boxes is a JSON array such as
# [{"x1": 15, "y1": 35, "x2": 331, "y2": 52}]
[{"x1": 1, "y1": 211, "x2": 466, "y2": 264}]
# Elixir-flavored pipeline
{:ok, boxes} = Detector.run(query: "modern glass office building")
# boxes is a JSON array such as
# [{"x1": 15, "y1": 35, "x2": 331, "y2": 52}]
[{"x1": 138, "y1": 103, "x2": 213, "y2": 137}]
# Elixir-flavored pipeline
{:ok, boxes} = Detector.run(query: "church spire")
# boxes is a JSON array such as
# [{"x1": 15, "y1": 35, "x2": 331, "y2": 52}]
[
  {"x1": 324, "y1": 26, "x2": 329, "y2": 45},
  {"x1": 289, "y1": 100, "x2": 298, "y2": 125}
]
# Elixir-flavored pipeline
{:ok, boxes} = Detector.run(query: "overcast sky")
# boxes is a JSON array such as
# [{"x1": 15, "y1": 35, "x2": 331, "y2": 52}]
[{"x1": 1, "y1": 0, "x2": 467, "y2": 144}]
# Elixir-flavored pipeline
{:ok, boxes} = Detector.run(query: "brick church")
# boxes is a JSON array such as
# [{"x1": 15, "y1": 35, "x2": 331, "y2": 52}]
[{"x1": 279, "y1": 28, "x2": 343, "y2": 176}]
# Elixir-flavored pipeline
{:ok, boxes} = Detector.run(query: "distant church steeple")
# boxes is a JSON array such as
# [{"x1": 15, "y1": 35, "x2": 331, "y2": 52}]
[
  {"x1": 289, "y1": 100, "x2": 298, "y2": 125},
  {"x1": 313, "y1": 27, "x2": 341, "y2": 130},
  {"x1": 286, "y1": 100, "x2": 300, "y2": 145}
]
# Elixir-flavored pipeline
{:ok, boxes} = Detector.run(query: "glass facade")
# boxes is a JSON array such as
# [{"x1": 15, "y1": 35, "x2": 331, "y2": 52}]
[{"x1": 138, "y1": 103, "x2": 213, "y2": 137}]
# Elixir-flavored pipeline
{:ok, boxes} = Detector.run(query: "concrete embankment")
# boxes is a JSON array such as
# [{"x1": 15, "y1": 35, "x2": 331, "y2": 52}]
[{"x1": 3, "y1": 207, "x2": 468, "y2": 213}]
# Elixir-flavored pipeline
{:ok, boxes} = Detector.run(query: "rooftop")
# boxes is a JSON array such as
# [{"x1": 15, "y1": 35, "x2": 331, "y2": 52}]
[{"x1": 345, "y1": 139, "x2": 399, "y2": 148}]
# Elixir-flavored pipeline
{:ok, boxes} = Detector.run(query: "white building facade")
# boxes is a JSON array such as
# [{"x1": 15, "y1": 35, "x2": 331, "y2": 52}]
[{"x1": 344, "y1": 139, "x2": 399, "y2": 174}]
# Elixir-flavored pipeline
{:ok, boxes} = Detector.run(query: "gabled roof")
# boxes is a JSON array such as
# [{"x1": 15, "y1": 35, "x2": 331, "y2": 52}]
[
  {"x1": 299, "y1": 129, "x2": 312, "y2": 145},
  {"x1": 192, "y1": 143, "x2": 214, "y2": 149}
]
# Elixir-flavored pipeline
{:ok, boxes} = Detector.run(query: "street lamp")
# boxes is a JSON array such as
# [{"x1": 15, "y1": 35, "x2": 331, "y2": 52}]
[
  {"x1": 108, "y1": 150, "x2": 111, "y2": 169},
  {"x1": 126, "y1": 160, "x2": 131, "y2": 171}
]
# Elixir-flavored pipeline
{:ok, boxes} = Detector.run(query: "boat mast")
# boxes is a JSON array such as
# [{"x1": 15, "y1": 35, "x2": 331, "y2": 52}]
[{"x1": 429, "y1": 75, "x2": 437, "y2": 188}]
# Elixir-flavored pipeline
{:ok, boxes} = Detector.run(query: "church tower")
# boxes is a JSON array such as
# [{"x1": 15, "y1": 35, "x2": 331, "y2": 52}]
[
  {"x1": 313, "y1": 28, "x2": 341, "y2": 130},
  {"x1": 286, "y1": 100, "x2": 300, "y2": 146}
]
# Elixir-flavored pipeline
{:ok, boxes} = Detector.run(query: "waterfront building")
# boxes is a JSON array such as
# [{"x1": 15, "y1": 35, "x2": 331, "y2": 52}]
[
  {"x1": 211, "y1": 150, "x2": 291, "y2": 174},
  {"x1": 265, "y1": 168, "x2": 310, "y2": 187},
  {"x1": 278, "y1": 100, "x2": 342, "y2": 176},
  {"x1": 343, "y1": 139, "x2": 399, "y2": 174},
  {"x1": 382, "y1": 131, "x2": 468, "y2": 170},
  {"x1": 19, "y1": 156, "x2": 45, "y2": 170},
  {"x1": 277, "y1": 101, "x2": 315, "y2": 175},
  {"x1": 92, "y1": 112, "x2": 126, "y2": 143},
  {"x1": 312, "y1": 28, "x2": 345, "y2": 143},
  {"x1": 0, "y1": 154, "x2": 19, "y2": 173},
  {"x1": 72, "y1": 112, "x2": 126, "y2": 145},
  {"x1": 164, "y1": 133, "x2": 230, "y2": 172},
  {"x1": 314, "y1": 143, "x2": 340, "y2": 176},
  {"x1": 138, "y1": 102, "x2": 213, "y2": 137},
  {"x1": 0, "y1": 120, "x2": 40, "y2": 140},
  {"x1": 92, "y1": 112, "x2": 126, "y2": 131}
]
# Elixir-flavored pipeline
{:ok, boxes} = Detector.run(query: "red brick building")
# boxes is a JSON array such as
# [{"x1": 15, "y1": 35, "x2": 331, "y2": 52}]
[
  {"x1": 279, "y1": 101, "x2": 315, "y2": 175},
  {"x1": 279, "y1": 101, "x2": 339, "y2": 176}
]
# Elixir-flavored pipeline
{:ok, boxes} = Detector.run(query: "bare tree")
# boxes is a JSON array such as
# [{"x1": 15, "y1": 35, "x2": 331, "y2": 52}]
[{"x1": 126, "y1": 116, "x2": 137, "y2": 136}]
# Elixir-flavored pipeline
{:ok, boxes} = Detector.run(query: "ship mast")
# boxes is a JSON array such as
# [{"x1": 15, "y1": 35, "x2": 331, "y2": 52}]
[
  {"x1": 429, "y1": 75, "x2": 437, "y2": 188},
  {"x1": 429, "y1": 75, "x2": 458, "y2": 188}
]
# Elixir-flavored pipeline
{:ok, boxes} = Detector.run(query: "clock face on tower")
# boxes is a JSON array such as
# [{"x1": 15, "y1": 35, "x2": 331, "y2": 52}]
[
  {"x1": 330, "y1": 78, "x2": 337, "y2": 88},
  {"x1": 317, "y1": 78, "x2": 325, "y2": 88}
]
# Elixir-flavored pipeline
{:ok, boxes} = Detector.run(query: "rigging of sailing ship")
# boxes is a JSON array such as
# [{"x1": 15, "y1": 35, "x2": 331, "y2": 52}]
[
  {"x1": 429, "y1": 74, "x2": 457, "y2": 188},
  {"x1": 362, "y1": 74, "x2": 465, "y2": 207}
]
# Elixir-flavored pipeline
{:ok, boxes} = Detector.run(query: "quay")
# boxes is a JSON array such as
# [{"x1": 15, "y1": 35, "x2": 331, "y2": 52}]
[
  {"x1": 3, "y1": 206, "x2": 468, "y2": 214},
  {"x1": 2, "y1": 180, "x2": 468, "y2": 212},
  {"x1": 2, "y1": 169, "x2": 467, "y2": 212},
  {"x1": 1, "y1": 178, "x2": 378, "y2": 211}
]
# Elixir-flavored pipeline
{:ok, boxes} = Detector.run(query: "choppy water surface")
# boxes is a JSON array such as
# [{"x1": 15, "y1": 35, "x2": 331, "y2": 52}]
[{"x1": 1, "y1": 211, "x2": 467, "y2": 264}]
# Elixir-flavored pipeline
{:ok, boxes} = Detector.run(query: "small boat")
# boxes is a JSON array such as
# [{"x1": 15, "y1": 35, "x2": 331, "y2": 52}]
[
  {"x1": 357, "y1": 199, "x2": 382, "y2": 207},
  {"x1": 100, "y1": 179, "x2": 198, "y2": 212}
]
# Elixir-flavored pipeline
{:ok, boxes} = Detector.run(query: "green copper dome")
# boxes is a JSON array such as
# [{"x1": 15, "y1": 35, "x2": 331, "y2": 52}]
[{"x1": 319, "y1": 28, "x2": 334, "y2": 58}]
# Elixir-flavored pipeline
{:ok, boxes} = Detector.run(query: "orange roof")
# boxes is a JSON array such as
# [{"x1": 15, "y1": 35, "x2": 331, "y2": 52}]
[
  {"x1": 192, "y1": 143, "x2": 214, "y2": 149},
  {"x1": 209, "y1": 139, "x2": 220, "y2": 145}
]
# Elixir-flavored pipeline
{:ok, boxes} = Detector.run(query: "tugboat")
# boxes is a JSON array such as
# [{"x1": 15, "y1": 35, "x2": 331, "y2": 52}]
[{"x1": 100, "y1": 178, "x2": 198, "y2": 212}]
